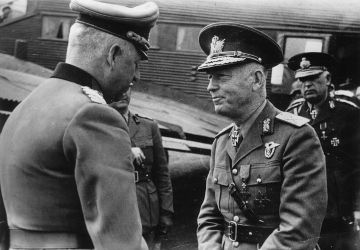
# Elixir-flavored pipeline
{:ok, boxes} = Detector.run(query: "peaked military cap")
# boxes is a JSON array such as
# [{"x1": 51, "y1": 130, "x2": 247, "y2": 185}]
[
  {"x1": 288, "y1": 52, "x2": 335, "y2": 78},
  {"x1": 197, "y1": 22, "x2": 283, "y2": 71},
  {"x1": 70, "y1": 0, "x2": 159, "y2": 60}
]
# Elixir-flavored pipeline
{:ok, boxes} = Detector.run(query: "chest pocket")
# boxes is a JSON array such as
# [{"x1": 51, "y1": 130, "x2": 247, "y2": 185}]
[
  {"x1": 212, "y1": 167, "x2": 230, "y2": 212},
  {"x1": 241, "y1": 161, "x2": 282, "y2": 215}
]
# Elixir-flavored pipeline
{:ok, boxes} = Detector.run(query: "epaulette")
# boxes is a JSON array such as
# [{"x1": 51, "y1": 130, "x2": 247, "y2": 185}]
[
  {"x1": 81, "y1": 86, "x2": 106, "y2": 104},
  {"x1": 335, "y1": 98, "x2": 360, "y2": 109},
  {"x1": 285, "y1": 98, "x2": 305, "y2": 112},
  {"x1": 215, "y1": 124, "x2": 233, "y2": 138},
  {"x1": 275, "y1": 112, "x2": 310, "y2": 127},
  {"x1": 135, "y1": 113, "x2": 154, "y2": 121}
]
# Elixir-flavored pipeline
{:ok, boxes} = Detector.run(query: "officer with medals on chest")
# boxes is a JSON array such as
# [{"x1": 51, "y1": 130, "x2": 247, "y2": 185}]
[
  {"x1": 0, "y1": 0, "x2": 159, "y2": 249},
  {"x1": 286, "y1": 52, "x2": 360, "y2": 250},
  {"x1": 110, "y1": 84, "x2": 174, "y2": 250},
  {"x1": 196, "y1": 22, "x2": 327, "y2": 250}
]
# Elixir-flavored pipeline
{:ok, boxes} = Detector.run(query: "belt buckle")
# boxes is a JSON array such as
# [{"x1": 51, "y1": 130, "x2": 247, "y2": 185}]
[
  {"x1": 134, "y1": 171, "x2": 139, "y2": 183},
  {"x1": 228, "y1": 221, "x2": 238, "y2": 242}
]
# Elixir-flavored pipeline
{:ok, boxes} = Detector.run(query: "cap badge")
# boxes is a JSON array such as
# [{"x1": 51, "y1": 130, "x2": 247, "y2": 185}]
[
  {"x1": 300, "y1": 57, "x2": 311, "y2": 69},
  {"x1": 264, "y1": 142, "x2": 280, "y2": 159},
  {"x1": 127, "y1": 31, "x2": 150, "y2": 50},
  {"x1": 209, "y1": 35, "x2": 225, "y2": 58}
]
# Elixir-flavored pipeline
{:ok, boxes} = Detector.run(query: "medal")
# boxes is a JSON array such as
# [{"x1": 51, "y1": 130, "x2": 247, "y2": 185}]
[
  {"x1": 231, "y1": 128, "x2": 241, "y2": 147},
  {"x1": 310, "y1": 109, "x2": 318, "y2": 120},
  {"x1": 331, "y1": 137, "x2": 340, "y2": 147}
]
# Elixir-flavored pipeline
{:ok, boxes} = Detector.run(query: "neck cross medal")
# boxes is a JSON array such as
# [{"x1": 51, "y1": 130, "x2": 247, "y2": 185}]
[{"x1": 231, "y1": 128, "x2": 241, "y2": 147}]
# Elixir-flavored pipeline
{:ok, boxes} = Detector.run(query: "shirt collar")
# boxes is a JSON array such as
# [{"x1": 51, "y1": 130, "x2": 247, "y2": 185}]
[{"x1": 51, "y1": 62, "x2": 102, "y2": 92}]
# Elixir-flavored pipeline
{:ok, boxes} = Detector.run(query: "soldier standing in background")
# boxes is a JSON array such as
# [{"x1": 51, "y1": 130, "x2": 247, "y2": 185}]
[
  {"x1": 196, "y1": 22, "x2": 327, "y2": 250},
  {"x1": 287, "y1": 52, "x2": 360, "y2": 250},
  {"x1": 110, "y1": 84, "x2": 174, "y2": 250},
  {"x1": 0, "y1": 0, "x2": 159, "y2": 249}
]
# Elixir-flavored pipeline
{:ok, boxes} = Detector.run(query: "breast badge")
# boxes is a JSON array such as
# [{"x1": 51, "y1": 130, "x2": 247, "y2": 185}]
[{"x1": 264, "y1": 142, "x2": 280, "y2": 159}]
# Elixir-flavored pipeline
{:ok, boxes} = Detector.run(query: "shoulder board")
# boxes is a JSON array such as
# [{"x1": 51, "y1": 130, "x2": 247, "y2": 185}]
[
  {"x1": 81, "y1": 86, "x2": 106, "y2": 104},
  {"x1": 286, "y1": 98, "x2": 305, "y2": 111},
  {"x1": 135, "y1": 113, "x2": 153, "y2": 121},
  {"x1": 215, "y1": 124, "x2": 233, "y2": 138},
  {"x1": 275, "y1": 112, "x2": 310, "y2": 127},
  {"x1": 335, "y1": 98, "x2": 360, "y2": 109}
]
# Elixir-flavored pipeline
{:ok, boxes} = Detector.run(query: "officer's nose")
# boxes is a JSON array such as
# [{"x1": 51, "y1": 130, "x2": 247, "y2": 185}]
[{"x1": 207, "y1": 78, "x2": 218, "y2": 93}]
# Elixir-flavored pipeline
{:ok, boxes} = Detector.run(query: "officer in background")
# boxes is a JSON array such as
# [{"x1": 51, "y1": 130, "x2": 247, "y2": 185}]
[
  {"x1": 196, "y1": 22, "x2": 327, "y2": 250},
  {"x1": 0, "y1": 0, "x2": 159, "y2": 249},
  {"x1": 110, "y1": 85, "x2": 174, "y2": 250},
  {"x1": 286, "y1": 52, "x2": 360, "y2": 250}
]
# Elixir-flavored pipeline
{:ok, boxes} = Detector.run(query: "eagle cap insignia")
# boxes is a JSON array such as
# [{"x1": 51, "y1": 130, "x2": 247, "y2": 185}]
[
  {"x1": 300, "y1": 57, "x2": 311, "y2": 69},
  {"x1": 264, "y1": 142, "x2": 280, "y2": 159},
  {"x1": 81, "y1": 86, "x2": 106, "y2": 104},
  {"x1": 209, "y1": 35, "x2": 225, "y2": 58}
]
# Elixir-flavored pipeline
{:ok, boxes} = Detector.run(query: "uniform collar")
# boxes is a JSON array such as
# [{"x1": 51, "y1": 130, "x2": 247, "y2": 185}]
[{"x1": 51, "y1": 62, "x2": 103, "y2": 92}]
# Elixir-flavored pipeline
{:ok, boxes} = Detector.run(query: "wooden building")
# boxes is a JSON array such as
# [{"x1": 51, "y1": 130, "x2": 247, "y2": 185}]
[{"x1": 1, "y1": 0, "x2": 360, "y2": 110}]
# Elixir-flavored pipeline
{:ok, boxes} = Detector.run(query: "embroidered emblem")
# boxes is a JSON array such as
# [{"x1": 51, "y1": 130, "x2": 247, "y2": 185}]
[
  {"x1": 329, "y1": 100, "x2": 335, "y2": 109},
  {"x1": 264, "y1": 142, "x2": 280, "y2": 159},
  {"x1": 300, "y1": 57, "x2": 311, "y2": 69},
  {"x1": 263, "y1": 118, "x2": 271, "y2": 134},
  {"x1": 331, "y1": 137, "x2": 340, "y2": 147},
  {"x1": 231, "y1": 128, "x2": 241, "y2": 147},
  {"x1": 81, "y1": 86, "x2": 106, "y2": 104},
  {"x1": 209, "y1": 35, "x2": 225, "y2": 58},
  {"x1": 127, "y1": 31, "x2": 150, "y2": 50}
]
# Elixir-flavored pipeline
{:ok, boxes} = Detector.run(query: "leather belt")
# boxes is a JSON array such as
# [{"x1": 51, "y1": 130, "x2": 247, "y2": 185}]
[
  {"x1": 134, "y1": 170, "x2": 151, "y2": 183},
  {"x1": 224, "y1": 221, "x2": 275, "y2": 244},
  {"x1": 9, "y1": 229, "x2": 93, "y2": 249}
]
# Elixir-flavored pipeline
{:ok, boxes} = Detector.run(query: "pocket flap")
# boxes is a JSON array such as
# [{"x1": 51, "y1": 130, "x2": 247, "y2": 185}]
[
  {"x1": 134, "y1": 137, "x2": 153, "y2": 147},
  {"x1": 213, "y1": 167, "x2": 229, "y2": 186},
  {"x1": 248, "y1": 162, "x2": 281, "y2": 185}
]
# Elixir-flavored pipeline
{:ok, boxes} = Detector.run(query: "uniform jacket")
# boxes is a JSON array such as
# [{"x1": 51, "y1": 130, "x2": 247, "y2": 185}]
[
  {"x1": 0, "y1": 63, "x2": 146, "y2": 250},
  {"x1": 287, "y1": 97, "x2": 360, "y2": 220},
  {"x1": 197, "y1": 101, "x2": 327, "y2": 250},
  {"x1": 128, "y1": 112, "x2": 174, "y2": 231}
]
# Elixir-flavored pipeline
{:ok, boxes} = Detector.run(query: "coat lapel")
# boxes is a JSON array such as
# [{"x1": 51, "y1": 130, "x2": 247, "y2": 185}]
[
  {"x1": 226, "y1": 129, "x2": 237, "y2": 162},
  {"x1": 232, "y1": 101, "x2": 277, "y2": 167},
  {"x1": 128, "y1": 112, "x2": 140, "y2": 139}
]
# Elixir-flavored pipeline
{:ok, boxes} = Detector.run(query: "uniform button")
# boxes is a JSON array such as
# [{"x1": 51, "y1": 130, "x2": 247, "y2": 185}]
[
  {"x1": 233, "y1": 215, "x2": 240, "y2": 222},
  {"x1": 256, "y1": 176, "x2": 262, "y2": 184},
  {"x1": 233, "y1": 241, "x2": 239, "y2": 247},
  {"x1": 232, "y1": 168, "x2": 238, "y2": 175},
  {"x1": 213, "y1": 178, "x2": 218, "y2": 184},
  {"x1": 248, "y1": 231, "x2": 253, "y2": 236}
]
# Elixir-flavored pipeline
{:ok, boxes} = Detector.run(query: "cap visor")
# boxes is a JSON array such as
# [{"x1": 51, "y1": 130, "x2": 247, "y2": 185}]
[
  {"x1": 197, "y1": 56, "x2": 246, "y2": 72},
  {"x1": 295, "y1": 69, "x2": 323, "y2": 78}
]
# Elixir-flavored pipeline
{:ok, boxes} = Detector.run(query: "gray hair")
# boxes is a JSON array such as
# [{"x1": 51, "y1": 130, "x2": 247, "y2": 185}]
[{"x1": 66, "y1": 23, "x2": 131, "y2": 64}]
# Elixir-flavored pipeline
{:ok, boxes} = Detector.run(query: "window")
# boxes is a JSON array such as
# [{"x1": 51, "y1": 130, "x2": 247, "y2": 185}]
[
  {"x1": 148, "y1": 24, "x2": 159, "y2": 49},
  {"x1": 176, "y1": 26, "x2": 202, "y2": 51},
  {"x1": 42, "y1": 16, "x2": 74, "y2": 40},
  {"x1": 284, "y1": 37, "x2": 323, "y2": 60}
]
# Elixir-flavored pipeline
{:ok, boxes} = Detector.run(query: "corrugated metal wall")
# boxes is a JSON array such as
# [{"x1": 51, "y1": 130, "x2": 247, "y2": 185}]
[{"x1": 1, "y1": 0, "x2": 360, "y2": 102}]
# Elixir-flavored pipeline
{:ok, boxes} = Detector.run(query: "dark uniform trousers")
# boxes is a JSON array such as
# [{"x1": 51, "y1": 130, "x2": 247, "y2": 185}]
[
  {"x1": 197, "y1": 101, "x2": 327, "y2": 250},
  {"x1": 0, "y1": 63, "x2": 146, "y2": 250},
  {"x1": 128, "y1": 112, "x2": 174, "y2": 248},
  {"x1": 287, "y1": 97, "x2": 360, "y2": 250}
]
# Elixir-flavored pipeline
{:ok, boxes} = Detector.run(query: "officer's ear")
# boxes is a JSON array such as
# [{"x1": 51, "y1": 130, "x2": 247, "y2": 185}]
[
  {"x1": 107, "y1": 44, "x2": 122, "y2": 69},
  {"x1": 252, "y1": 69, "x2": 266, "y2": 91},
  {"x1": 324, "y1": 71, "x2": 331, "y2": 85}
]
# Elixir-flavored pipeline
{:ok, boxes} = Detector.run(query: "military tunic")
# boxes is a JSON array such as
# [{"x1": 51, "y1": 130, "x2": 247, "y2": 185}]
[
  {"x1": 287, "y1": 96, "x2": 360, "y2": 247},
  {"x1": 197, "y1": 101, "x2": 327, "y2": 250},
  {"x1": 127, "y1": 112, "x2": 174, "y2": 233},
  {"x1": 0, "y1": 63, "x2": 146, "y2": 250}
]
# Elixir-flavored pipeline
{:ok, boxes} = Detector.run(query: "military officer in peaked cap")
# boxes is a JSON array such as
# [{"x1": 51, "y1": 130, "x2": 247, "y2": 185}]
[
  {"x1": 286, "y1": 52, "x2": 360, "y2": 250},
  {"x1": 196, "y1": 22, "x2": 327, "y2": 250},
  {"x1": 0, "y1": 0, "x2": 159, "y2": 249}
]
